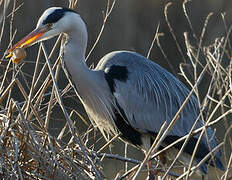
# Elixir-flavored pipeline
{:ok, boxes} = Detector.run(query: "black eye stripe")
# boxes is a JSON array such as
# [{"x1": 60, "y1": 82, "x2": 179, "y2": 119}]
[{"x1": 42, "y1": 8, "x2": 76, "y2": 25}]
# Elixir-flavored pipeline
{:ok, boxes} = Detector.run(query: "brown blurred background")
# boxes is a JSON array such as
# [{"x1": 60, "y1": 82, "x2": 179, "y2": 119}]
[{"x1": 1, "y1": 0, "x2": 232, "y2": 179}]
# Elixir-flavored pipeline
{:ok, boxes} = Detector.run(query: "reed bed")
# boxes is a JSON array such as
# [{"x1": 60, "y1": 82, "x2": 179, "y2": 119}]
[{"x1": 0, "y1": 0, "x2": 232, "y2": 179}]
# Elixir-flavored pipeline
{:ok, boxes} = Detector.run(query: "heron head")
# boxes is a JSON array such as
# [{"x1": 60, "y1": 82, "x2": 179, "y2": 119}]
[{"x1": 7, "y1": 7, "x2": 86, "y2": 62}]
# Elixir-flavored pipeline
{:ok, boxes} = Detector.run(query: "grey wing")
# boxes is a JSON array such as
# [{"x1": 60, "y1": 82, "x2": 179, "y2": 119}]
[
  {"x1": 97, "y1": 51, "x2": 218, "y2": 146},
  {"x1": 97, "y1": 51, "x2": 199, "y2": 136},
  {"x1": 96, "y1": 51, "x2": 223, "y2": 172}
]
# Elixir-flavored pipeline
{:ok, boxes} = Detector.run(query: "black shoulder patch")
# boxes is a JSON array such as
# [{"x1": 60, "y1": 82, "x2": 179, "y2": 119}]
[
  {"x1": 43, "y1": 7, "x2": 76, "y2": 25},
  {"x1": 104, "y1": 65, "x2": 128, "y2": 93}
]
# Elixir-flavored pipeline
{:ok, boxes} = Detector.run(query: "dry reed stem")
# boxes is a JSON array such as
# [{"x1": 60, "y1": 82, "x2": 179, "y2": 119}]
[
  {"x1": 86, "y1": 0, "x2": 116, "y2": 62},
  {"x1": 161, "y1": 61, "x2": 209, "y2": 180},
  {"x1": 165, "y1": 2, "x2": 186, "y2": 63},
  {"x1": 183, "y1": 0, "x2": 198, "y2": 42},
  {"x1": 41, "y1": 43, "x2": 103, "y2": 179},
  {"x1": 0, "y1": 3, "x2": 106, "y2": 178},
  {"x1": 146, "y1": 23, "x2": 160, "y2": 59},
  {"x1": 132, "y1": 121, "x2": 167, "y2": 180},
  {"x1": 176, "y1": 143, "x2": 224, "y2": 179}
]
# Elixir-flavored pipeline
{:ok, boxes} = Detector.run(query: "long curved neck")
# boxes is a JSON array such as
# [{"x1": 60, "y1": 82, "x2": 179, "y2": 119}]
[
  {"x1": 62, "y1": 30, "x2": 102, "y2": 101},
  {"x1": 62, "y1": 27, "x2": 118, "y2": 137},
  {"x1": 64, "y1": 30, "x2": 89, "y2": 77}
]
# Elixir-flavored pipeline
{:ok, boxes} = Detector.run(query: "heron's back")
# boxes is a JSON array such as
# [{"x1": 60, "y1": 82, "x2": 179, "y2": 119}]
[{"x1": 95, "y1": 51, "x2": 224, "y2": 173}]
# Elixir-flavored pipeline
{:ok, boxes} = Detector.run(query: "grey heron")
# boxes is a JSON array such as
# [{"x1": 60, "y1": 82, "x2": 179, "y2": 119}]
[{"x1": 8, "y1": 7, "x2": 224, "y2": 177}]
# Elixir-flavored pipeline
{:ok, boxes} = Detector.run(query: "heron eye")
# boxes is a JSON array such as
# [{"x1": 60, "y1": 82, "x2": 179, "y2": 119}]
[{"x1": 46, "y1": 23, "x2": 53, "y2": 29}]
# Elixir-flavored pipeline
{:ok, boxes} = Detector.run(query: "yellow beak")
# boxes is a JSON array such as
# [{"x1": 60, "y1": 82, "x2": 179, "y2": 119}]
[{"x1": 7, "y1": 27, "x2": 46, "y2": 63}]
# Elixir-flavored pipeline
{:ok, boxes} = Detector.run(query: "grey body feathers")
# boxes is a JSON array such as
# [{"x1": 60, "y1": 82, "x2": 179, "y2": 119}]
[{"x1": 95, "y1": 51, "x2": 223, "y2": 173}]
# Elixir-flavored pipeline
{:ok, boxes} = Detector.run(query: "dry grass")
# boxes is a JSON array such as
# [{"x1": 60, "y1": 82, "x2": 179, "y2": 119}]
[{"x1": 0, "y1": 0, "x2": 232, "y2": 179}]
